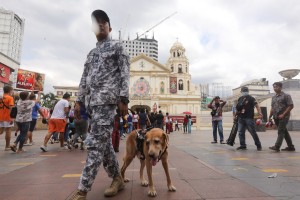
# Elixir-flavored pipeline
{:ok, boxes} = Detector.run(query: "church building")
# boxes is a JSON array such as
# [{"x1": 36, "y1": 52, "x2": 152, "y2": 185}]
[{"x1": 129, "y1": 41, "x2": 201, "y2": 115}]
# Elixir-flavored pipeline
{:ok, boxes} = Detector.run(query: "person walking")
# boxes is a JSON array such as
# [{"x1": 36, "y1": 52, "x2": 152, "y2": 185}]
[
  {"x1": 0, "y1": 85, "x2": 14, "y2": 151},
  {"x1": 24, "y1": 93, "x2": 47, "y2": 146},
  {"x1": 156, "y1": 110, "x2": 164, "y2": 130},
  {"x1": 10, "y1": 91, "x2": 40, "y2": 153},
  {"x1": 73, "y1": 102, "x2": 89, "y2": 150},
  {"x1": 66, "y1": 10, "x2": 130, "y2": 199},
  {"x1": 235, "y1": 87, "x2": 262, "y2": 151},
  {"x1": 187, "y1": 115, "x2": 192, "y2": 134},
  {"x1": 183, "y1": 115, "x2": 188, "y2": 133},
  {"x1": 208, "y1": 96, "x2": 226, "y2": 143},
  {"x1": 138, "y1": 108, "x2": 149, "y2": 131},
  {"x1": 132, "y1": 111, "x2": 139, "y2": 130},
  {"x1": 165, "y1": 112, "x2": 172, "y2": 134},
  {"x1": 269, "y1": 82, "x2": 295, "y2": 152},
  {"x1": 126, "y1": 112, "x2": 133, "y2": 133},
  {"x1": 40, "y1": 93, "x2": 71, "y2": 152}
]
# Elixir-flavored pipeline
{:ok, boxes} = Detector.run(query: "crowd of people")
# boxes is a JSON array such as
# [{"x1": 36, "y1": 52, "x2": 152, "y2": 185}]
[
  {"x1": 207, "y1": 84, "x2": 295, "y2": 153},
  {"x1": 0, "y1": 85, "x2": 190, "y2": 155}
]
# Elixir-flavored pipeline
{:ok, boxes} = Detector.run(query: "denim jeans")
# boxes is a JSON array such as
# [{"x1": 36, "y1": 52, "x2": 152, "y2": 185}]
[
  {"x1": 64, "y1": 123, "x2": 70, "y2": 142},
  {"x1": 119, "y1": 122, "x2": 124, "y2": 136},
  {"x1": 127, "y1": 122, "x2": 133, "y2": 133},
  {"x1": 15, "y1": 122, "x2": 30, "y2": 149},
  {"x1": 183, "y1": 124, "x2": 187, "y2": 133},
  {"x1": 212, "y1": 120, "x2": 224, "y2": 141},
  {"x1": 74, "y1": 119, "x2": 88, "y2": 144},
  {"x1": 274, "y1": 116, "x2": 294, "y2": 148},
  {"x1": 238, "y1": 118, "x2": 261, "y2": 148}
]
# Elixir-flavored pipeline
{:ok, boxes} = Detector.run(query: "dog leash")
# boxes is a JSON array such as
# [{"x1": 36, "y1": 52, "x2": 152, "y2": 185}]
[{"x1": 157, "y1": 146, "x2": 168, "y2": 163}]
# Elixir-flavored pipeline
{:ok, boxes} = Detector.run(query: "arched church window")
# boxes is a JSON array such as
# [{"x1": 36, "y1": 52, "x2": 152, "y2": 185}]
[
  {"x1": 173, "y1": 52, "x2": 176, "y2": 57},
  {"x1": 178, "y1": 79, "x2": 183, "y2": 90},
  {"x1": 178, "y1": 64, "x2": 182, "y2": 73},
  {"x1": 160, "y1": 82, "x2": 165, "y2": 94},
  {"x1": 171, "y1": 65, "x2": 174, "y2": 72},
  {"x1": 187, "y1": 80, "x2": 190, "y2": 91},
  {"x1": 186, "y1": 67, "x2": 188, "y2": 73}
]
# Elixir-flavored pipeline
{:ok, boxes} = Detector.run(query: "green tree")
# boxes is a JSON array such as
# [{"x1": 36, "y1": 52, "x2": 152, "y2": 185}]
[{"x1": 40, "y1": 92, "x2": 58, "y2": 108}]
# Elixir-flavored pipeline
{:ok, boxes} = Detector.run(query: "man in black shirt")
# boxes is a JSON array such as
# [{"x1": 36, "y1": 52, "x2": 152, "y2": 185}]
[
  {"x1": 156, "y1": 110, "x2": 164, "y2": 130},
  {"x1": 235, "y1": 87, "x2": 262, "y2": 151}
]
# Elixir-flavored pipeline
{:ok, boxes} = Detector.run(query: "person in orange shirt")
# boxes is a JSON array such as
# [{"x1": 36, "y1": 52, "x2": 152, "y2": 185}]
[{"x1": 0, "y1": 86, "x2": 14, "y2": 151}]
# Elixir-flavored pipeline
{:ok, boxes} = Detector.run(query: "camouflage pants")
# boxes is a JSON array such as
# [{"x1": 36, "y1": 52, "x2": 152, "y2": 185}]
[{"x1": 78, "y1": 105, "x2": 119, "y2": 192}]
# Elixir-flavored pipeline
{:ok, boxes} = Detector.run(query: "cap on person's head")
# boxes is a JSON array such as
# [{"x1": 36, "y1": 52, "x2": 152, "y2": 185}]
[
  {"x1": 241, "y1": 86, "x2": 249, "y2": 92},
  {"x1": 91, "y1": 10, "x2": 110, "y2": 27},
  {"x1": 63, "y1": 93, "x2": 71, "y2": 99},
  {"x1": 215, "y1": 96, "x2": 220, "y2": 99},
  {"x1": 273, "y1": 82, "x2": 282, "y2": 88}
]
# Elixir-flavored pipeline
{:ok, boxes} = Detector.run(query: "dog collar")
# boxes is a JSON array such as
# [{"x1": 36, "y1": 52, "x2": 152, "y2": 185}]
[{"x1": 157, "y1": 146, "x2": 168, "y2": 163}]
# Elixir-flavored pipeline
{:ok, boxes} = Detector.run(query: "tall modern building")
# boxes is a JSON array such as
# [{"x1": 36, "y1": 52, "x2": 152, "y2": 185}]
[
  {"x1": 0, "y1": 7, "x2": 25, "y2": 63},
  {"x1": 0, "y1": 7, "x2": 25, "y2": 86},
  {"x1": 121, "y1": 36, "x2": 158, "y2": 61}
]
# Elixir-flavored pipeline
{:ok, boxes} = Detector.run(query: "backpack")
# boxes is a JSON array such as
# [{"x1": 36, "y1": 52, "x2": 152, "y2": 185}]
[
  {"x1": 0, "y1": 98, "x2": 17, "y2": 118},
  {"x1": 10, "y1": 106, "x2": 18, "y2": 118}
]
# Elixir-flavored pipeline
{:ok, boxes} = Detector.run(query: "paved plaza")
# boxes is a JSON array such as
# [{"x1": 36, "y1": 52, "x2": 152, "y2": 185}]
[{"x1": 0, "y1": 128, "x2": 299, "y2": 200}]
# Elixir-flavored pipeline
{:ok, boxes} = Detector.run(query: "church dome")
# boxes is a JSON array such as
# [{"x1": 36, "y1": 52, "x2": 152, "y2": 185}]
[{"x1": 170, "y1": 41, "x2": 185, "y2": 53}]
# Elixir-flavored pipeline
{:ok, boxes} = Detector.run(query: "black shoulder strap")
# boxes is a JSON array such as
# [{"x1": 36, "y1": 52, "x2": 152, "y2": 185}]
[{"x1": 0, "y1": 98, "x2": 10, "y2": 109}]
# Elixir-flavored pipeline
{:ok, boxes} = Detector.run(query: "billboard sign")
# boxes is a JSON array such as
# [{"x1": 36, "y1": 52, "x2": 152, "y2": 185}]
[
  {"x1": 0, "y1": 62, "x2": 11, "y2": 84},
  {"x1": 16, "y1": 69, "x2": 45, "y2": 91}
]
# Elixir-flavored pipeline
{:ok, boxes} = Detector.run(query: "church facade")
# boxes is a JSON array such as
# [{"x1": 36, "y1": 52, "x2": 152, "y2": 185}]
[
  {"x1": 53, "y1": 41, "x2": 201, "y2": 117},
  {"x1": 129, "y1": 41, "x2": 201, "y2": 116}
]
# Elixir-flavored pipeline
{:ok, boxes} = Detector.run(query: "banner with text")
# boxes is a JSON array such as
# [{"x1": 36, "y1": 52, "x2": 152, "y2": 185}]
[{"x1": 16, "y1": 69, "x2": 45, "y2": 91}]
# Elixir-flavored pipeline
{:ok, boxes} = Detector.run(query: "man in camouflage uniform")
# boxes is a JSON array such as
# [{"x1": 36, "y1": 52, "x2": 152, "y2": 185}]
[
  {"x1": 269, "y1": 82, "x2": 295, "y2": 152},
  {"x1": 67, "y1": 10, "x2": 130, "y2": 200}
]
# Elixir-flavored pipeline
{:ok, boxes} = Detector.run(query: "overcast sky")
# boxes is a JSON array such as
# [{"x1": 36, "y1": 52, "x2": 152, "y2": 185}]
[{"x1": 2, "y1": 0, "x2": 300, "y2": 94}]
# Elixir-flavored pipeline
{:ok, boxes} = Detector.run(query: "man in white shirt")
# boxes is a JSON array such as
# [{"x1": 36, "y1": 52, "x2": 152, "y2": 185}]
[{"x1": 40, "y1": 93, "x2": 70, "y2": 152}]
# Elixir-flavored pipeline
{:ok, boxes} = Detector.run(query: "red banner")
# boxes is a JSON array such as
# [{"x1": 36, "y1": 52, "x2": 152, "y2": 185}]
[
  {"x1": 16, "y1": 69, "x2": 45, "y2": 91},
  {"x1": 0, "y1": 63, "x2": 11, "y2": 84},
  {"x1": 170, "y1": 77, "x2": 177, "y2": 94},
  {"x1": 170, "y1": 115, "x2": 196, "y2": 123}
]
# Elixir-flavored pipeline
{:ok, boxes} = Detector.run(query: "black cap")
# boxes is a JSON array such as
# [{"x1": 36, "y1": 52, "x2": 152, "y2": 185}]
[
  {"x1": 91, "y1": 10, "x2": 110, "y2": 27},
  {"x1": 214, "y1": 96, "x2": 220, "y2": 99},
  {"x1": 241, "y1": 86, "x2": 249, "y2": 92}
]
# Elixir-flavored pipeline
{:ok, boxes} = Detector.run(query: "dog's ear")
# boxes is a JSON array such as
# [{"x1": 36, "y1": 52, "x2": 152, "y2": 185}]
[{"x1": 162, "y1": 132, "x2": 169, "y2": 147}]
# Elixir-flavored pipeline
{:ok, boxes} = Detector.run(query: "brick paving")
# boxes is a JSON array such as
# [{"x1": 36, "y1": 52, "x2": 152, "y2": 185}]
[{"x1": 0, "y1": 128, "x2": 299, "y2": 200}]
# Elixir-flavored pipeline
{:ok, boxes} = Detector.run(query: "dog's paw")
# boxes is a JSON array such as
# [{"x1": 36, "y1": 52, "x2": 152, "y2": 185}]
[
  {"x1": 140, "y1": 179, "x2": 148, "y2": 187},
  {"x1": 124, "y1": 177, "x2": 130, "y2": 182},
  {"x1": 148, "y1": 189, "x2": 157, "y2": 197},
  {"x1": 168, "y1": 185, "x2": 176, "y2": 192}
]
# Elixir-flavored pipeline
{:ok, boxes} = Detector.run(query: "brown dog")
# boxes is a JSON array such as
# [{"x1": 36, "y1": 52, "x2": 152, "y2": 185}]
[{"x1": 121, "y1": 128, "x2": 176, "y2": 197}]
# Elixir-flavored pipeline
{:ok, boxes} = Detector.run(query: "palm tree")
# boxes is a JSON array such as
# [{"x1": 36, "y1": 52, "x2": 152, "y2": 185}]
[{"x1": 40, "y1": 92, "x2": 58, "y2": 108}]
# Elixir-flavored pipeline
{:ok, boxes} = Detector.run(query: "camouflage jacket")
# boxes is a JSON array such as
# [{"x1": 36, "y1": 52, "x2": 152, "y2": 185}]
[{"x1": 77, "y1": 38, "x2": 130, "y2": 107}]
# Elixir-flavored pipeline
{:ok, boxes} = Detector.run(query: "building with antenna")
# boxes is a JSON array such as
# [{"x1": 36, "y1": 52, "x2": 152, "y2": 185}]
[{"x1": 121, "y1": 36, "x2": 158, "y2": 61}]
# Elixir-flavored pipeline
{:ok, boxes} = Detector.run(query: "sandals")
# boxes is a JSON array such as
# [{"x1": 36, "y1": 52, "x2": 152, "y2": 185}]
[{"x1": 10, "y1": 145, "x2": 17, "y2": 152}]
